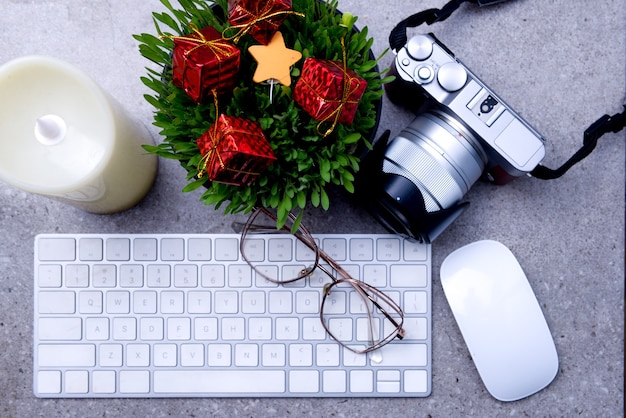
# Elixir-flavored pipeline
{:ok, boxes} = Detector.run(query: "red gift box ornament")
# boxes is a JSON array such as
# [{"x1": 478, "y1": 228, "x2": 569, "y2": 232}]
[
  {"x1": 227, "y1": 0, "x2": 304, "y2": 45},
  {"x1": 197, "y1": 114, "x2": 277, "y2": 186},
  {"x1": 293, "y1": 53, "x2": 368, "y2": 137},
  {"x1": 171, "y1": 25, "x2": 240, "y2": 103}
]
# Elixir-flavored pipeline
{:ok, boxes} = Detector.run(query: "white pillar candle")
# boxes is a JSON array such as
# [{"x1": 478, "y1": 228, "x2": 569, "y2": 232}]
[{"x1": 0, "y1": 56, "x2": 158, "y2": 214}]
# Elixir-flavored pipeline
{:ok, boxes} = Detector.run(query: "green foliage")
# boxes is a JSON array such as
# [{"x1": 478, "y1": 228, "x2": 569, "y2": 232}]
[{"x1": 133, "y1": 0, "x2": 388, "y2": 226}]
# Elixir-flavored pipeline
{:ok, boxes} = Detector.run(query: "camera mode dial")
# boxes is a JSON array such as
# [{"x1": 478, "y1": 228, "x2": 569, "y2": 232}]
[{"x1": 407, "y1": 35, "x2": 433, "y2": 60}]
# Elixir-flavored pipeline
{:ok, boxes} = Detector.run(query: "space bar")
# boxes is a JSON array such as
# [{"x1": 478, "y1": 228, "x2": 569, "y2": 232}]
[{"x1": 153, "y1": 370, "x2": 286, "y2": 394}]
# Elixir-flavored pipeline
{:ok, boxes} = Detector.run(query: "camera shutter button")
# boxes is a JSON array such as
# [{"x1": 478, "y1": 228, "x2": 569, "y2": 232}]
[
  {"x1": 415, "y1": 65, "x2": 434, "y2": 83},
  {"x1": 437, "y1": 62, "x2": 468, "y2": 92},
  {"x1": 407, "y1": 35, "x2": 433, "y2": 60}
]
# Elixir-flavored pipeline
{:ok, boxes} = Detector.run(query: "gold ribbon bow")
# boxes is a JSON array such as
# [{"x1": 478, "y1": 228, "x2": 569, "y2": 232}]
[{"x1": 224, "y1": 2, "x2": 305, "y2": 44}]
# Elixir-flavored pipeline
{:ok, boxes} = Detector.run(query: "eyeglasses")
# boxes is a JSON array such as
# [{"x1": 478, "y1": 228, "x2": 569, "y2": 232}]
[{"x1": 237, "y1": 207, "x2": 406, "y2": 354}]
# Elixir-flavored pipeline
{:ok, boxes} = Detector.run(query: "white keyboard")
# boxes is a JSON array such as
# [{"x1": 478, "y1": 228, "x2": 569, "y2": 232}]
[{"x1": 33, "y1": 233, "x2": 431, "y2": 398}]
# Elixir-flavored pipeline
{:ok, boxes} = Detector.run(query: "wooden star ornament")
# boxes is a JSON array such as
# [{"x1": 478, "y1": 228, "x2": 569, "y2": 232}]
[{"x1": 248, "y1": 31, "x2": 302, "y2": 87}]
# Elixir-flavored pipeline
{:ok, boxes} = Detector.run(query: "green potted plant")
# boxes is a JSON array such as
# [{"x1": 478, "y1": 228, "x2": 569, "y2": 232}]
[{"x1": 134, "y1": 0, "x2": 391, "y2": 228}]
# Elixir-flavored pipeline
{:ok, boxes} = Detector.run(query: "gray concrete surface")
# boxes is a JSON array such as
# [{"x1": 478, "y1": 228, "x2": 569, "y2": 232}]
[{"x1": 0, "y1": 0, "x2": 624, "y2": 416}]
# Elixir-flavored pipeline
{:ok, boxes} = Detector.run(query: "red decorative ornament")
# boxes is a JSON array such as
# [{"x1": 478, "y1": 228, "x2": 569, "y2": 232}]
[
  {"x1": 293, "y1": 57, "x2": 368, "y2": 135},
  {"x1": 197, "y1": 114, "x2": 277, "y2": 186},
  {"x1": 171, "y1": 25, "x2": 240, "y2": 103},
  {"x1": 227, "y1": 0, "x2": 295, "y2": 45}
]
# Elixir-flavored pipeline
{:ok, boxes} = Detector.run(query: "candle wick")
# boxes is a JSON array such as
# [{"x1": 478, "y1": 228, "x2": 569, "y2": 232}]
[{"x1": 35, "y1": 114, "x2": 67, "y2": 146}]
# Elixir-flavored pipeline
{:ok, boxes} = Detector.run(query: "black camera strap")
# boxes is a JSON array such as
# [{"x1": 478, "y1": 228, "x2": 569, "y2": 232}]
[
  {"x1": 531, "y1": 105, "x2": 626, "y2": 180},
  {"x1": 389, "y1": 0, "x2": 626, "y2": 180},
  {"x1": 389, "y1": 0, "x2": 475, "y2": 52}
]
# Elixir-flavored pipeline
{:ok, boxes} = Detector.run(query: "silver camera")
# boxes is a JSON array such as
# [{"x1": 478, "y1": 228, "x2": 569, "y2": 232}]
[{"x1": 357, "y1": 34, "x2": 546, "y2": 242}]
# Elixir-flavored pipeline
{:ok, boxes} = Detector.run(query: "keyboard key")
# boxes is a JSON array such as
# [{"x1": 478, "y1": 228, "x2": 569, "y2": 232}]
[
  {"x1": 242, "y1": 291, "x2": 265, "y2": 314},
  {"x1": 174, "y1": 264, "x2": 198, "y2": 287},
  {"x1": 188, "y1": 238, "x2": 212, "y2": 261},
  {"x1": 180, "y1": 344, "x2": 205, "y2": 367},
  {"x1": 38, "y1": 238, "x2": 75, "y2": 261},
  {"x1": 120, "y1": 265, "x2": 144, "y2": 288},
  {"x1": 377, "y1": 238, "x2": 401, "y2": 261},
  {"x1": 235, "y1": 344, "x2": 259, "y2": 366},
  {"x1": 106, "y1": 291, "x2": 130, "y2": 314},
  {"x1": 316, "y1": 344, "x2": 340, "y2": 367},
  {"x1": 295, "y1": 291, "x2": 319, "y2": 314},
  {"x1": 268, "y1": 238, "x2": 292, "y2": 261},
  {"x1": 215, "y1": 291, "x2": 238, "y2": 314},
  {"x1": 147, "y1": 265, "x2": 170, "y2": 287},
  {"x1": 92, "y1": 265, "x2": 116, "y2": 287},
  {"x1": 127, "y1": 344, "x2": 150, "y2": 367},
  {"x1": 99, "y1": 343, "x2": 123, "y2": 367},
  {"x1": 167, "y1": 317, "x2": 191, "y2": 340},
  {"x1": 262, "y1": 344, "x2": 286, "y2": 366},
  {"x1": 106, "y1": 238, "x2": 130, "y2": 261},
  {"x1": 276, "y1": 318, "x2": 298, "y2": 340},
  {"x1": 161, "y1": 291, "x2": 184, "y2": 314},
  {"x1": 404, "y1": 291, "x2": 428, "y2": 314},
  {"x1": 349, "y1": 238, "x2": 374, "y2": 261},
  {"x1": 249, "y1": 318, "x2": 272, "y2": 340},
  {"x1": 268, "y1": 291, "x2": 292, "y2": 314},
  {"x1": 323, "y1": 370, "x2": 346, "y2": 393},
  {"x1": 214, "y1": 238, "x2": 239, "y2": 261},
  {"x1": 289, "y1": 370, "x2": 318, "y2": 393},
  {"x1": 405, "y1": 370, "x2": 429, "y2": 393},
  {"x1": 153, "y1": 370, "x2": 286, "y2": 393},
  {"x1": 154, "y1": 344, "x2": 177, "y2": 366},
  {"x1": 222, "y1": 318, "x2": 245, "y2": 340},
  {"x1": 289, "y1": 344, "x2": 313, "y2": 367},
  {"x1": 38, "y1": 344, "x2": 95, "y2": 367},
  {"x1": 201, "y1": 265, "x2": 225, "y2": 287},
  {"x1": 65, "y1": 264, "x2": 89, "y2": 287},
  {"x1": 65, "y1": 370, "x2": 89, "y2": 394},
  {"x1": 403, "y1": 317, "x2": 428, "y2": 340},
  {"x1": 79, "y1": 238, "x2": 103, "y2": 261},
  {"x1": 133, "y1": 238, "x2": 157, "y2": 261},
  {"x1": 404, "y1": 240, "x2": 428, "y2": 261},
  {"x1": 390, "y1": 265, "x2": 428, "y2": 287},
  {"x1": 119, "y1": 371, "x2": 150, "y2": 394},
  {"x1": 188, "y1": 291, "x2": 211, "y2": 314},
  {"x1": 322, "y1": 238, "x2": 346, "y2": 261},
  {"x1": 86, "y1": 318, "x2": 109, "y2": 340},
  {"x1": 92, "y1": 371, "x2": 116, "y2": 394},
  {"x1": 371, "y1": 343, "x2": 427, "y2": 367},
  {"x1": 363, "y1": 264, "x2": 387, "y2": 287},
  {"x1": 140, "y1": 317, "x2": 163, "y2": 340},
  {"x1": 208, "y1": 344, "x2": 231, "y2": 366},
  {"x1": 350, "y1": 370, "x2": 374, "y2": 393},
  {"x1": 79, "y1": 291, "x2": 103, "y2": 314},
  {"x1": 241, "y1": 238, "x2": 264, "y2": 262},
  {"x1": 113, "y1": 318, "x2": 136, "y2": 340},
  {"x1": 38, "y1": 317, "x2": 82, "y2": 341},
  {"x1": 194, "y1": 318, "x2": 218, "y2": 340},
  {"x1": 37, "y1": 371, "x2": 62, "y2": 394},
  {"x1": 134, "y1": 291, "x2": 157, "y2": 314},
  {"x1": 38, "y1": 264, "x2": 62, "y2": 288},
  {"x1": 161, "y1": 238, "x2": 184, "y2": 261},
  {"x1": 38, "y1": 291, "x2": 75, "y2": 314},
  {"x1": 228, "y1": 264, "x2": 252, "y2": 287}
]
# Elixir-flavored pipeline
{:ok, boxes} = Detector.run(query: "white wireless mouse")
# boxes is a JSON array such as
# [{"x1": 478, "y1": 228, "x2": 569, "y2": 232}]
[{"x1": 440, "y1": 240, "x2": 558, "y2": 402}]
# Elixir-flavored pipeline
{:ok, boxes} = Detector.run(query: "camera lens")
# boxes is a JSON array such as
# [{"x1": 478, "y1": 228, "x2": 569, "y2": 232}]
[{"x1": 381, "y1": 110, "x2": 487, "y2": 212}]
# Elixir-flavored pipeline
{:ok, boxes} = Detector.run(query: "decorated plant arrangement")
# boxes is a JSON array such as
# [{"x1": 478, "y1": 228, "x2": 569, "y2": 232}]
[{"x1": 134, "y1": 0, "x2": 391, "y2": 228}]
